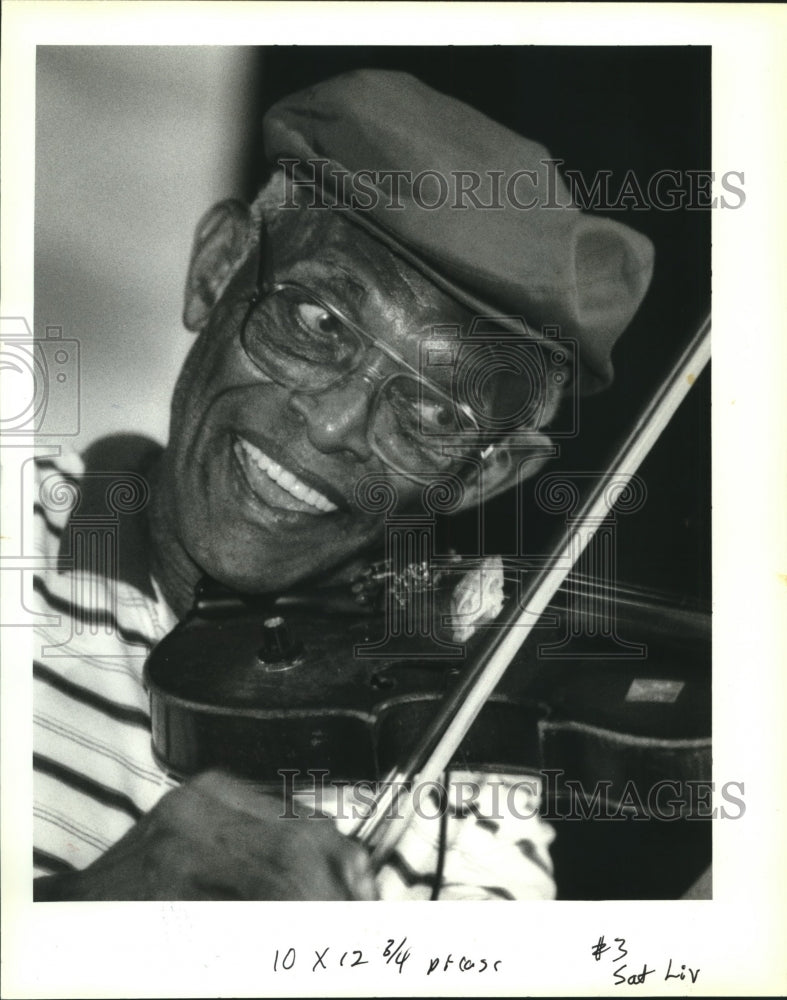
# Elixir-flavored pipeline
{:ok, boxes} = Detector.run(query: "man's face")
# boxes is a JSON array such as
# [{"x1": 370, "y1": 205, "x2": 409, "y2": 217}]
[{"x1": 157, "y1": 205, "x2": 478, "y2": 595}]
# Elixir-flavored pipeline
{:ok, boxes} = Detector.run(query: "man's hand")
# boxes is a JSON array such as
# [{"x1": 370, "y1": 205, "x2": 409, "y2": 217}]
[{"x1": 34, "y1": 770, "x2": 377, "y2": 901}]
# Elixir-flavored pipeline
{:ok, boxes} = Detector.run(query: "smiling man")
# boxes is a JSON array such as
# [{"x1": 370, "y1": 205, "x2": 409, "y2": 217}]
[
  {"x1": 32, "y1": 70, "x2": 654, "y2": 901},
  {"x1": 150, "y1": 197, "x2": 486, "y2": 610}
]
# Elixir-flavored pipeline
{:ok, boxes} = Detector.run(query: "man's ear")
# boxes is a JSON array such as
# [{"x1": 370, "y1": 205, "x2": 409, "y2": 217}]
[
  {"x1": 459, "y1": 432, "x2": 556, "y2": 510},
  {"x1": 183, "y1": 200, "x2": 253, "y2": 332}
]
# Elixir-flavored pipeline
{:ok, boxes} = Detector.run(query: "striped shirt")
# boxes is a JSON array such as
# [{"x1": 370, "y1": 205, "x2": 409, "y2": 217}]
[{"x1": 33, "y1": 450, "x2": 556, "y2": 899}]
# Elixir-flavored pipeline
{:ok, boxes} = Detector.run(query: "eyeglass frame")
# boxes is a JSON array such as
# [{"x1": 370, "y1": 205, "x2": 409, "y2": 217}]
[{"x1": 237, "y1": 217, "x2": 493, "y2": 486}]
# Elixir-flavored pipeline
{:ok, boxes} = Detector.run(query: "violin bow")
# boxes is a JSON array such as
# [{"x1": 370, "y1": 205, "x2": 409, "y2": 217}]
[{"x1": 351, "y1": 313, "x2": 712, "y2": 867}]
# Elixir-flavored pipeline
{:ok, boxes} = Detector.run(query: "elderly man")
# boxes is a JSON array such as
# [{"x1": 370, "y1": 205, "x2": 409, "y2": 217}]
[{"x1": 32, "y1": 70, "x2": 653, "y2": 900}]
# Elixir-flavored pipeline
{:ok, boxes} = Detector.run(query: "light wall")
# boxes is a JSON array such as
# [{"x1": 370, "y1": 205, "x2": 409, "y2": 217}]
[{"x1": 35, "y1": 46, "x2": 258, "y2": 450}]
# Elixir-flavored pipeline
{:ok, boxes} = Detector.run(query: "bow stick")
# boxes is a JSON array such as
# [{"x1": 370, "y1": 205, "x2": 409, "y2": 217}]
[{"x1": 352, "y1": 313, "x2": 712, "y2": 867}]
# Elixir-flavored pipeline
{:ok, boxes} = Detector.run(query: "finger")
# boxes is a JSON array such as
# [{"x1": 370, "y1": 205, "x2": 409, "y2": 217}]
[
  {"x1": 187, "y1": 770, "x2": 376, "y2": 900},
  {"x1": 336, "y1": 840, "x2": 378, "y2": 900}
]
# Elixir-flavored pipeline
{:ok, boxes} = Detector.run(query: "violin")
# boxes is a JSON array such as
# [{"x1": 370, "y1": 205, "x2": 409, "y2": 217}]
[
  {"x1": 145, "y1": 317, "x2": 712, "y2": 865},
  {"x1": 145, "y1": 565, "x2": 710, "y2": 802}
]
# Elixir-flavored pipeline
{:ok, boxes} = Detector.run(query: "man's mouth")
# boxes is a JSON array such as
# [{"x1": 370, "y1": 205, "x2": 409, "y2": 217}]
[{"x1": 233, "y1": 436, "x2": 339, "y2": 515}]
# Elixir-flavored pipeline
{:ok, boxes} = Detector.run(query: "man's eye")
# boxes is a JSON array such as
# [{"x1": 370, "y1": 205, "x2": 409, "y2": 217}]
[
  {"x1": 388, "y1": 384, "x2": 457, "y2": 434},
  {"x1": 419, "y1": 400, "x2": 454, "y2": 428},
  {"x1": 295, "y1": 302, "x2": 341, "y2": 337}
]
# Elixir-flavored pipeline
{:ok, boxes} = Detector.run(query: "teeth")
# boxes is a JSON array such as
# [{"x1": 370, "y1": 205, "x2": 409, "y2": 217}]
[{"x1": 236, "y1": 438, "x2": 338, "y2": 513}]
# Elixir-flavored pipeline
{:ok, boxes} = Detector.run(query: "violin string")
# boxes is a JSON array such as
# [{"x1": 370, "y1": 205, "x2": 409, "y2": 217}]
[
  {"x1": 369, "y1": 558, "x2": 692, "y2": 603},
  {"x1": 359, "y1": 555, "x2": 704, "y2": 610},
  {"x1": 499, "y1": 573, "x2": 652, "y2": 602},
  {"x1": 498, "y1": 570, "x2": 700, "y2": 606},
  {"x1": 503, "y1": 566, "x2": 668, "y2": 597}
]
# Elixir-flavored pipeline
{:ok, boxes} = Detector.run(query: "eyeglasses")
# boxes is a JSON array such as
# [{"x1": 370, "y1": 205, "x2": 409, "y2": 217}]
[{"x1": 238, "y1": 220, "x2": 490, "y2": 485}]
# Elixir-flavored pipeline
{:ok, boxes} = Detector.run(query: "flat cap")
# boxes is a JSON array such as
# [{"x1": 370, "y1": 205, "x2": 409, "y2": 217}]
[{"x1": 263, "y1": 69, "x2": 655, "y2": 392}]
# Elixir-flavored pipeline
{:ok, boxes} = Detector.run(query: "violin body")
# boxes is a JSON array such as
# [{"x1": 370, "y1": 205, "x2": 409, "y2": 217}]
[{"x1": 144, "y1": 572, "x2": 710, "y2": 818}]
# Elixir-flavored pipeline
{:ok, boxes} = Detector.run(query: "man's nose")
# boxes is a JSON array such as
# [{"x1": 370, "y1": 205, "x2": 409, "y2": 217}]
[{"x1": 288, "y1": 377, "x2": 375, "y2": 460}]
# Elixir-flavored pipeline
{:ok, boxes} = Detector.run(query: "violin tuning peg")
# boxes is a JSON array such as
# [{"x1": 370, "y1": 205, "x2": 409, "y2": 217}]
[{"x1": 256, "y1": 616, "x2": 302, "y2": 667}]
